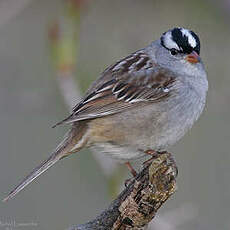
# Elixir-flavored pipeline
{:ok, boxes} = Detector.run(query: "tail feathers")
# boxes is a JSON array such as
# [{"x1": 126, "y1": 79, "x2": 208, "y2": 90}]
[
  {"x1": 3, "y1": 126, "x2": 87, "y2": 202},
  {"x1": 3, "y1": 150, "x2": 62, "y2": 202}
]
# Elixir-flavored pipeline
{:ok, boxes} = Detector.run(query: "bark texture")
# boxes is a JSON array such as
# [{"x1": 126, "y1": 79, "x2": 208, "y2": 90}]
[{"x1": 69, "y1": 152, "x2": 178, "y2": 230}]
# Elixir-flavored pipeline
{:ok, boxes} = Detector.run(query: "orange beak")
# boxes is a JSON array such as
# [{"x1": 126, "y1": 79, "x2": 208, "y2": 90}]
[{"x1": 186, "y1": 51, "x2": 200, "y2": 64}]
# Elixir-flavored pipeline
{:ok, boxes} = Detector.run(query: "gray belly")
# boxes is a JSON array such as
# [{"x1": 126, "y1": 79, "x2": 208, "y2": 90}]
[{"x1": 92, "y1": 83, "x2": 207, "y2": 162}]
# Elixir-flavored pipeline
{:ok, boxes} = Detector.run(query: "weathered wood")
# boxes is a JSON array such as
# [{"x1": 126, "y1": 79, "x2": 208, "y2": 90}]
[{"x1": 69, "y1": 152, "x2": 178, "y2": 230}]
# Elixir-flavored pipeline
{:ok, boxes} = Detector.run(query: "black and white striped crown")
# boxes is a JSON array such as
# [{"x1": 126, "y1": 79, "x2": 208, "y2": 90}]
[{"x1": 160, "y1": 27, "x2": 200, "y2": 55}]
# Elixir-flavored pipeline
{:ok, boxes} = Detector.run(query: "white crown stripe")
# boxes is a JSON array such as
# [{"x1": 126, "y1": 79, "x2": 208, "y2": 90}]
[
  {"x1": 163, "y1": 31, "x2": 180, "y2": 50},
  {"x1": 181, "y1": 29, "x2": 197, "y2": 48},
  {"x1": 162, "y1": 28, "x2": 199, "y2": 52}
]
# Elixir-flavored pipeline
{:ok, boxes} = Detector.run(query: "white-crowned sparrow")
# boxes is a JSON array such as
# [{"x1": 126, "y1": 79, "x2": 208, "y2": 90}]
[{"x1": 3, "y1": 27, "x2": 208, "y2": 202}]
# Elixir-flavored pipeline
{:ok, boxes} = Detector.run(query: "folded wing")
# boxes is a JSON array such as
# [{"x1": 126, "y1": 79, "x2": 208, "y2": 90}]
[{"x1": 54, "y1": 50, "x2": 176, "y2": 126}]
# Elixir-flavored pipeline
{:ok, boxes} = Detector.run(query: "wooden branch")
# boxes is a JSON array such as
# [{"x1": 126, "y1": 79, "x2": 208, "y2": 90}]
[{"x1": 69, "y1": 152, "x2": 178, "y2": 230}]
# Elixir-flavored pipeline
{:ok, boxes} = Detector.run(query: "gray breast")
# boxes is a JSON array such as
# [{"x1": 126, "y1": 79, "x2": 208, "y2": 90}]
[
  {"x1": 154, "y1": 73, "x2": 208, "y2": 150},
  {"x1": 92, "y1": 72, "x2": 208, "y2": 161}
]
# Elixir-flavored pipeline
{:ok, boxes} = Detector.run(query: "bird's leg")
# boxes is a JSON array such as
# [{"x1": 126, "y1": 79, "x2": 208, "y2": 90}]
[
  {"x1": 125, "y1": 162, "x2": 137, "y2": 177},
  {"x1": 124, "y1": 162, "x2": 137, "y2": 188}
]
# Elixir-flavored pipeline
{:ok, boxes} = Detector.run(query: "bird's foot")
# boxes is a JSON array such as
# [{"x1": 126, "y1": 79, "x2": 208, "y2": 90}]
[{"x1": 143, "y1": 150, "x2": 167, "y2": 166}]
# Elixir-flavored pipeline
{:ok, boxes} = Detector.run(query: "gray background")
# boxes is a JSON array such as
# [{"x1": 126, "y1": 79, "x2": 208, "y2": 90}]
[{"x1": 0, "y1": 0, "x2": 230, "y2": 229}]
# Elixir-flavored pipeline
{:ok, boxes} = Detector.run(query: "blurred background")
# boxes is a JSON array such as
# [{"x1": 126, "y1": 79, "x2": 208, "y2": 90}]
[{"x1": 0, "y1": 0, "x2": 230, "y2": 229}]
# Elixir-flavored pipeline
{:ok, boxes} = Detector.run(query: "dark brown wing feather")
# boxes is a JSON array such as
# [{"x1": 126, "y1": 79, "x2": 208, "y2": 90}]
[{"x1": 54, "y1": 50, "x2": 176, "y2": 126}]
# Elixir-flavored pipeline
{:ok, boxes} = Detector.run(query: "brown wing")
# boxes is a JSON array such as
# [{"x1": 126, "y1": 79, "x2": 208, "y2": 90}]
[{"x1": 54, "y1": 50, "x2": 176, "y2": 126}]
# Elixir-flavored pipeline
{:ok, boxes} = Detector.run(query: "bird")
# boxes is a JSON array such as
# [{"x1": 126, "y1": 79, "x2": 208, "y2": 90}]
[{"x1": 3, "y1": 27, "x2": 208, "y2": 202}]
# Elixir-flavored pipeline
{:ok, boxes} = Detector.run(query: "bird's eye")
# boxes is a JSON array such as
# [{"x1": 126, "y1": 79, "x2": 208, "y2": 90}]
[{"x1": 170, "y1": 49, "x2": 178, "y2": 55}]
